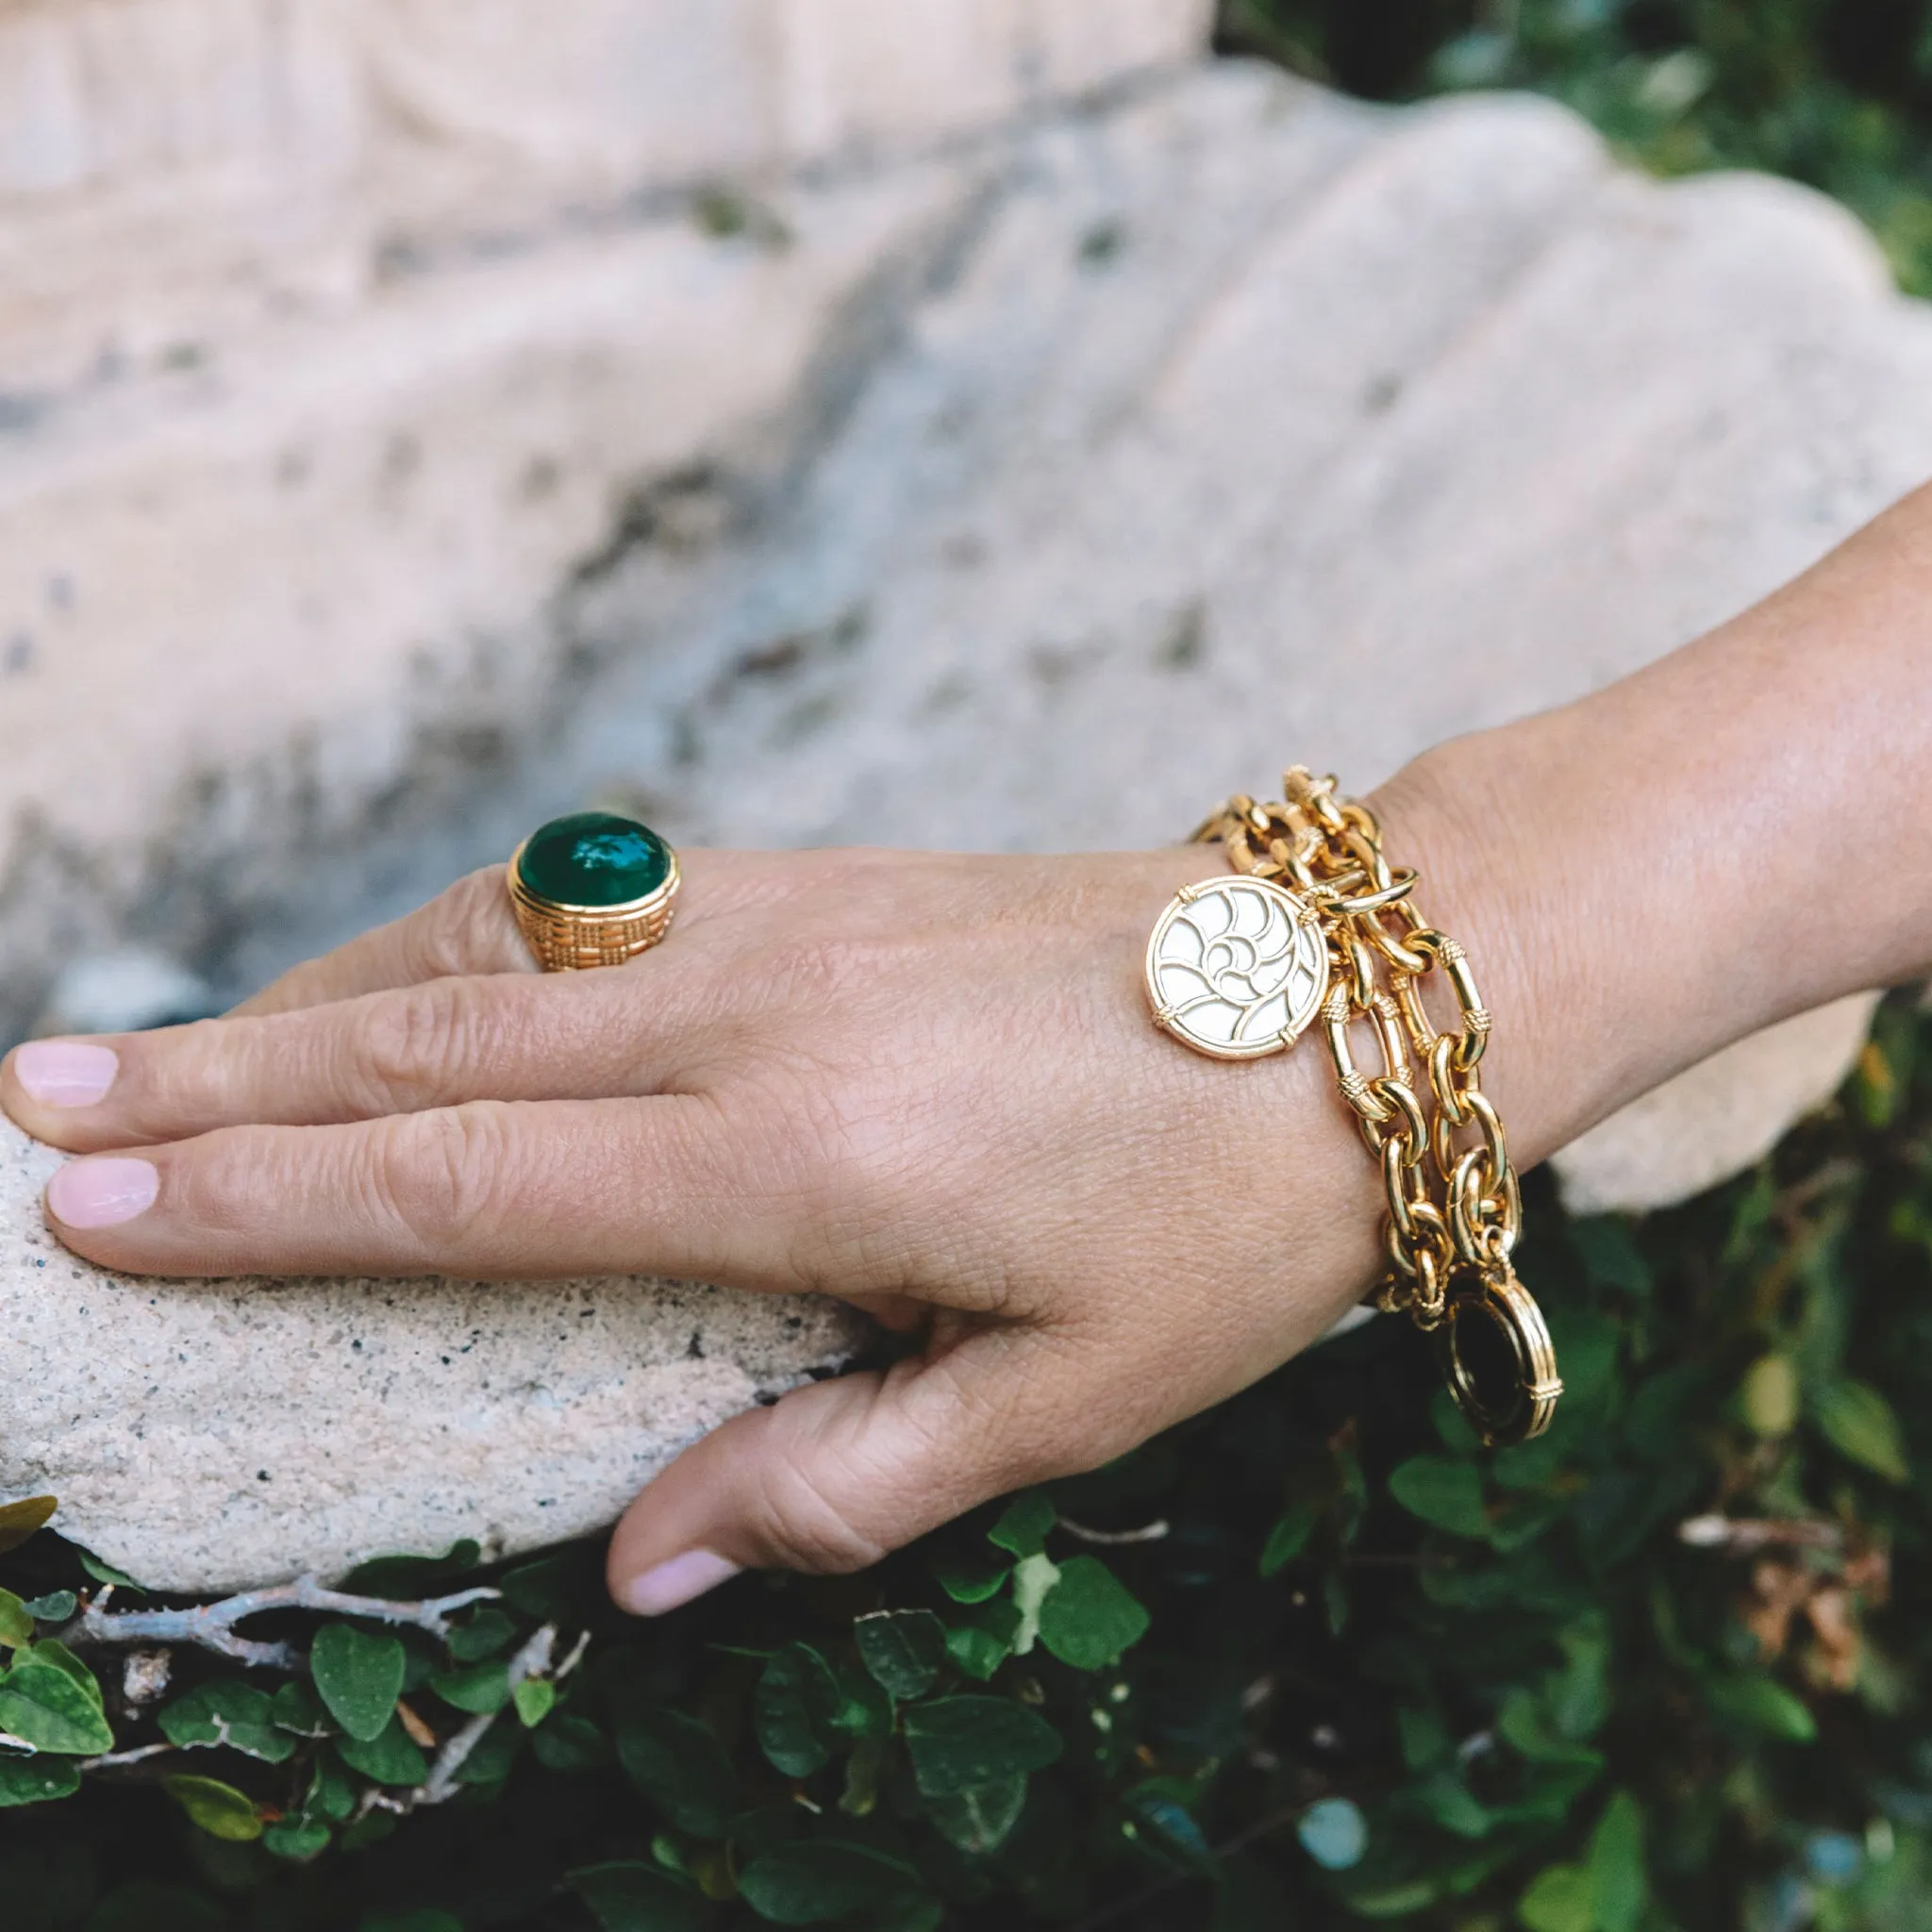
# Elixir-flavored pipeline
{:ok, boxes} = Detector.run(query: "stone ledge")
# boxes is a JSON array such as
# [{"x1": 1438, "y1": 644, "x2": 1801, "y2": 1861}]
[{"x1": 0, "y1": 1119, "x2": 868, "y2": 1593}]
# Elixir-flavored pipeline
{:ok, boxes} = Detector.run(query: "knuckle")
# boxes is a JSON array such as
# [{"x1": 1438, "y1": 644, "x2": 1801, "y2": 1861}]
[
  {"x1": 409, "y1": 868, "x2": 512, "y2": 980},
  {"x1": 350, "y1": 979, "x2": 492, "y2": 1115},
  {"x1": 746, "y1": 1456, "x2": 891, "y2": 1575},
  {"x1": 360, "y1": 1103, "x2": 517, "y2": 1257}
]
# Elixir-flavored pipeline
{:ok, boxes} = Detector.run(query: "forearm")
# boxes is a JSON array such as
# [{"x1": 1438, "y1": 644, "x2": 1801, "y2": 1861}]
[{"x1": 1375, "y1": 478, "x2": 1932, "y2": 1170}]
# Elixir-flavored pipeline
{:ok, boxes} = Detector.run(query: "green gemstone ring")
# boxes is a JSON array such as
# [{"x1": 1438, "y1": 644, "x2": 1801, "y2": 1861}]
[{"x1": 507, "y1": 811, "x2": 681, "y2": 972}]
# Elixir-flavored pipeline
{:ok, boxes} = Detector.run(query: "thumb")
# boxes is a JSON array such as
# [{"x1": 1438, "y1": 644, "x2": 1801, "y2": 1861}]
[{"x1": 606, "y1": 1328, "x2": 1073, "y2": 1616}]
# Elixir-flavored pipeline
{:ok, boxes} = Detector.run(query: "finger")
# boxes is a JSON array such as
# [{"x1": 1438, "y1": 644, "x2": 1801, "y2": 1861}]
[
  {"x1": 232, "y1": 866, "x2": 533, "y2": 1017},
  {"x1": 605, "y1": 1324, "x2": 1133, "y2": 1612},
  {"x1": 231, "y1": 850, "x2": 773, "y2": 1018},
  {"x1": 2, "y1": 960, "x2": 712, "y2": 1153},
  {"x1": 37, "y1": 1096, "x2": 811, "y2": 1290}
]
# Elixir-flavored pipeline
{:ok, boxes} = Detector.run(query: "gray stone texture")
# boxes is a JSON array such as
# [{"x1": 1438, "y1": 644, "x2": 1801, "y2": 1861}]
[
  {"x1": 4, "y1": 19, "x2": 1927, "y2": 1587},
  {"x1": 0, "y1": 1118, "x2": 865, "y2": 1592}
]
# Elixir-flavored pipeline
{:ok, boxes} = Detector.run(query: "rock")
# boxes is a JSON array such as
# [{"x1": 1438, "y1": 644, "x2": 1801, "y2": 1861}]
[
  {"x1": 0, "y1": 1119, "x2": 865, "y2": 1592},
  {"x1": 4, "y1": 43, "x2": 1923, "y2": 1590},
  {"x1": 548, "y1": 70, "x2": 1915, "y2": 1212},
  {"x1": 34, "y1": 948, "x2": 216, "y2": 1039},
  {"x1": 1551, "y1": 994, "x2": 1884, "y2": 1218}
]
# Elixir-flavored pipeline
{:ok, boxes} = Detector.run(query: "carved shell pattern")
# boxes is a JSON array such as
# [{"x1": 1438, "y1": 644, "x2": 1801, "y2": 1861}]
[{"x1": 1146, "y1": 876, "x2": 1328, "y2": 1058}]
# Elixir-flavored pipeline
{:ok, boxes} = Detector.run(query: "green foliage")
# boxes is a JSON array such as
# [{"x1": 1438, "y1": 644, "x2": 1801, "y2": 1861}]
[
  {"x1": 1218, "y1": 0, "x2": 1932, "y2": 294},
  {"x1": 1, "y1": 997, "x2": 1929, "y2": 1927},
  {"x1": 310, "y1": 1624, "x2": 407, "y2": 1741}
]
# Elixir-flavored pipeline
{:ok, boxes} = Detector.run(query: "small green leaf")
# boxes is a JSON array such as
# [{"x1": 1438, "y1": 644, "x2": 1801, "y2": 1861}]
[
  {"x1": 272, "y1": 1680, "x2": 333, "y2": 1737},
  {"x1": 262, "y1": 1819, "x2": 332, "y2": 1862},
  {"x1": 0, "y1": 1754, "x2": 81, "y2": 1806},
  {"x1": 0, "y1": 1590, "x2": 34, "y2": 1649},
  {"x1": 513, "y1": 1678, "x2": 556, "y2": 1729},
  {"x1": 29, "y1": 1641, "x2": 97, "y2": 1691},
  {"x1": 1705, "y1": 1674, "x2": 1817, "y2": 1742},
  {"x1": 755, "y1": 1643, "x2": 841, "y2": 1777},
  {"x1": 159, "y1": 1682, "x2": 296, "y2": 1763},
  {"x1": 86, "y1": 1883, "x2": 227, "y2": 1932},
  {"x1": 500, "y1": 1549, "x2": 597, "y2": 1622},
  {"x1": 532, "y1": 1712, "x2": 607, "y2": 1773},
  {"x1": 1389, "y1": 1457, "x2": 1489, "y2": 1538},
  {"x1": 570, "y1": 1860, "x2": 711, "y2": 1932},
  {"x1": 988, "y1": 1490, "x2": 1057, "y2": 1558},
  {"x1": 162, "y1": 1774, "x2": 262, "y2": 1841},
  {"x1": 904, "y1": 1695, "x2": 1063, "y2": 1796},
  {"x1": 1037, "y1": 1557, "x2": 1150, "y2": 1671},
  {"x1": 311, "y1": 1624, "x2": 407, "y2": 1741},
  {"x1": 945, "y1": 1624, "x2": 1010, "y2": 1682},
  {"x1": 1811, "y1": 1378, "x2": 1910, "y2": 1483},
  {"x1": 429, "y1": 1659, "x2": 510, "y2": 1716},
  {"x1": 75, "y1": 1547, "x2": 145, "y2": 1591},
  {"x1": 1298, "y1": 1796, "x2": 1367, "y2": 1871},
  {"x1": 333, "y1": 1716, "x2": 429, "y2": 1786},
  {"x1": 1587, "y1": 1791, "x2": 1646, "y2": 1932},
  {"x1": 0, "y1": 1653, "x2": 113, "y2": 1754},
  {"x1": 1259, "y1": 1503, "x2": 1320, "y2": 1576},
  {"x1": 1739, "y1": 1355, "x2": 1800, "y2": 1438},
  {"x1": 927, "y1": 1774, "x2": 1026, "y2": 1854},
  {"x1": 931, "y1": 1548, "x2": 1011, "y2": 1604},
  {"x1": 854, "y1": 1609, "x2": 946, "y2": 1700},
  {"x1": 446, "y1": 1607, "x2": 518, "y2": 1663},
  {"x1": 19, "y1": 1592, "x2": 75, "y2": 1624},
  {"x1": 1126, "y1": 1778, "x2": 1214, "y2": 1871},
  {"x1": 307, "y1": 1752, "x2": 358, "y2": 1823},
  {"x1": 339, "y1": 1540, "x2": 479, "y2": 1596},
  {"x1": 1518, "y1": 1862, "x2": 1593, "y2": 1932},
  {"x1": 613, "y1": 1704, "x2": 737, "y2": 1837},
  {"x1": 738, "y1": 1841, "x2": 918, "y2": 1924},
  {"x1": 0, "y1": 1496, "x2": 58, "y2": 1557}
]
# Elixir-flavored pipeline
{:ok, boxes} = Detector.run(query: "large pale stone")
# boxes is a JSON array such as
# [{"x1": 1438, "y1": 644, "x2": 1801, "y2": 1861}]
[
  {"x1": 5, "y1": 50, "x2": 1926, "y2": 1590},
  {"x1": 0, "y1": 1119, "x2": 864, "y2": 1593},
  {"x1": 1551, "y1": 994, "x2": 1885, "y2": 1217}
]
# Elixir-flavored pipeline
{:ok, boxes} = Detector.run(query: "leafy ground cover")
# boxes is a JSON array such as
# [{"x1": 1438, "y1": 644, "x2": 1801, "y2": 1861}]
[
  {"x1": 3, "y1": 994, "x2": 1929, "y2": 1929},
  {"x1": 1219, "y1": 0, "x2": 1932, "y2": 295}
]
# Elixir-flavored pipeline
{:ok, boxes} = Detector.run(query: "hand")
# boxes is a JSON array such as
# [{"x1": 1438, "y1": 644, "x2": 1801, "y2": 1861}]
[{"x1": 0, "y1": 846, "x2": 1396, "y2": 1614}]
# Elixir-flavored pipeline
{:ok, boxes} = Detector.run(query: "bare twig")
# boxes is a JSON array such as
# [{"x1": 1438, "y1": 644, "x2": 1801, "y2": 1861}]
[
  {"x1": 79, "y1": 1741, "x2": 178, "y2": 1773},
  {"x1": 1679, "y1": 1515, "x2": 1844, "y2": 1555},
  {"x1": 363, "y1": 1624, "x2": 562, "y2": 1820},
  {"x1": 58, "y1": 1576, "x2": 502, "y2": 1670},
  {"x1": 1058, "y1": 1517, "x2": 1171, "y2": 1547}
]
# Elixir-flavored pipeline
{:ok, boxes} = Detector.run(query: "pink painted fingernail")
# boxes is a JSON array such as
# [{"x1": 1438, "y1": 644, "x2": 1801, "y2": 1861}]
[
  {"x1": 617, "y1": 1549, "x2": 741, "y2": 1617},
  {"x1": 13, "y1": 1041, "x2": 119, "y2": 1108},
  {"x1": 46, "y1": 1158, "x2": 158, "y2": 1229}
]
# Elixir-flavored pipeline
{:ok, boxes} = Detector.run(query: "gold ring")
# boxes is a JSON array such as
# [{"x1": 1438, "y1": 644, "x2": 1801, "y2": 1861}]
[{"x1": 507, "y1": 811, "x2": 680, "y2": 972}]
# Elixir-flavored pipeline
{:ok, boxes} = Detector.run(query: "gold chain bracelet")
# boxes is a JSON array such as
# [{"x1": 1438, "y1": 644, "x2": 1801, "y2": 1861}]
[{"x1": 1144, "y1": 766, "x2": 1561, "y2": 1445}]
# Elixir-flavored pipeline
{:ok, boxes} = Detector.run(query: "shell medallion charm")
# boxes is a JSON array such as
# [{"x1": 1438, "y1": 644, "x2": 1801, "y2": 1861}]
[{"x1": 1144, "y1": 875, "x2": 1330, "y2": 1060}]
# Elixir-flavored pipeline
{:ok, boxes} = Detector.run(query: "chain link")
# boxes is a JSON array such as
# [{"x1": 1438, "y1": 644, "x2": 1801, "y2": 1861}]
[{"x1": 1191, "y1": 767, "x2": 1559, "y2": 1441}]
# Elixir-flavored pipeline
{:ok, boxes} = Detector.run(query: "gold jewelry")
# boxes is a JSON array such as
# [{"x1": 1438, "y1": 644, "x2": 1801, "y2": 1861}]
[
  {"x1": 1147, "y1": 769, "x2": 1560, "y2": 1445},
  {"x1": 508, "y1": 811, "x2": 680, "y2": 972}
]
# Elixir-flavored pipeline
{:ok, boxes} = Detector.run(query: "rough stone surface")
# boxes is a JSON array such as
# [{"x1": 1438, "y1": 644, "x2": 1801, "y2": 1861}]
[
  {"x1": 1551, "y1": 994, "x2": 1885, "y2": 1218},
  {"x1": 4, "y1": 38, "x2": 1927, "y2": 1588},
  {"x1": 0, "y1": 1119, "x2": 865, "y2": 1592}
]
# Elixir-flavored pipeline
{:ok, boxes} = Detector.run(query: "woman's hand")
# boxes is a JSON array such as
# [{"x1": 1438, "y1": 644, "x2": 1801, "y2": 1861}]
[
  {"x1": 0, "y1": 846, "x2": 1399, "y2": 1615},
  {"x1": 11, "y1": 475, "x2": 1932, "y2": 1615}
]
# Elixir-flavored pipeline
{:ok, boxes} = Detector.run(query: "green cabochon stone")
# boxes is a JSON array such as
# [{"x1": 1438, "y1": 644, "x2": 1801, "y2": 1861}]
[{"x1": 518, "y1": 812, "x2": 672, "y2": 908}]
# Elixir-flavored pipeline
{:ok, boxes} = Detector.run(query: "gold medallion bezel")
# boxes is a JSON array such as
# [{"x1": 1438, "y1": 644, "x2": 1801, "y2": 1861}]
[{"x1": 1144, "y1": 874, "x2": 1331, "y2": 1061}]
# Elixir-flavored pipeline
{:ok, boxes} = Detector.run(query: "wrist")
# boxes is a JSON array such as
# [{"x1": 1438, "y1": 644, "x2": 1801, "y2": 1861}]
[{"x1": 1368, "y1": 726, "x2": 1691, "y2": 1173}]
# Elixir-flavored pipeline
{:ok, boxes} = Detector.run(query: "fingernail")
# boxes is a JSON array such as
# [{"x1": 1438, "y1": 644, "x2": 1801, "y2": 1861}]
[
  {"x1": 13, "y1": 1041, "x2": 119, "y2": 1108},
  {"x1": 616, "y1": 1549, "x2": 741, "y2": 1617},
  {"x1": 46, "y1": 1158, "x2": 158, "y2": 1230}
]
